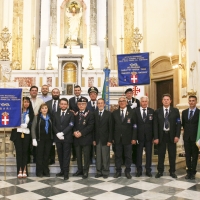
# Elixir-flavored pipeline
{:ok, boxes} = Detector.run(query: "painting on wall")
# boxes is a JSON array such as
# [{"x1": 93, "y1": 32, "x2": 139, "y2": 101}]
[
  {"x1": 66, "y1": 84, "x2": 73, "y2": 95},
  {"x1": 109, "y1": 77, "x2": 118, "y2": 87},
  {"x1": 14, "y1": 77, "x2": 36, "y2": 87},
  {"x1": 46, "y1": 77, "x2": 52, "y2": 87},
  {"x1": 88, "y1": 77, "x2": 94, "y2": 87}
]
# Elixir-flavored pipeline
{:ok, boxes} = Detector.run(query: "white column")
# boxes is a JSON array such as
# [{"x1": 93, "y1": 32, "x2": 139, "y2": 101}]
[
  {"x1": 97, "y1": 0, "x2": 107, "y2": 69},
  {"x1": 185, "y1": 0, "x2": 200, "y2": 98},
  {"x1": 39, "y1": 0, "x2": 51, "y2": 69},
  {"x1": 77, "y1": 59, "x2": 82, "y2": 86},
  {"x1": 22, "y1": 0, "x2": 32, "y2": 69},
  {"x1": 58, "y1": 60, "x2": 62, "y2": 88}
]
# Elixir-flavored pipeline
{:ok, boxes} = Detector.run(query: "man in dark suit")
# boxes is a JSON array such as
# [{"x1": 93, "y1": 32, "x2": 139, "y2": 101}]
[
  {"x1": 93, "y1": 98, "x2": 112, "y2": 179},
  {"x1": 133, "y1": 96, "x2": 154, "y2": 177},
  {"x1": 73, "y1": 97, "x2": 94, "y2": 179},
  {"x1": 112, "y1": 96, "x2": 136, "y2": 179},
  {"x1": 182, "y1": 95, "x2": 199, "y2": 180},
  {"x1": 87, "y1": 86, "x2": 98, "y2": 164},
  {"x1": 154, "y1": 93, "x2": 181, "y2": 178},
  {"x1": 125, "y1": 88, "x2": 140, "y2": 165},
  {"x1": 53, "y1": 98, "x2": 74, "y2": 180},
  {"x1": 46, "y1": 88, "x2": 61, "y2": 165},
  {"x1": 69, "y1": 85, "x2": 87, "y2": 161}
]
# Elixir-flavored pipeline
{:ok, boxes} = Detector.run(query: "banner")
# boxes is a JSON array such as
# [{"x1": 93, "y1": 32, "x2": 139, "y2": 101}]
[
  {"x1": 117, "y1": 52, "x2": 150, "y2": 86},
  {"x1": 0, "y1": 88, "x2": 22, "y2": 128},
  {"x1": 102, "y1": 68, "x2": 110, "y2": 110}
]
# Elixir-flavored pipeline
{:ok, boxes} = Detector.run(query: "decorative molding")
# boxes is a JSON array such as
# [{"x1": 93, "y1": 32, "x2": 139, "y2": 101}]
[
  {"x1": 12, "y1": 0, "x2": 23, "y2": 69},
  {"x1": 90, "y1": 0, "x2": 97, "y2": 45},
  {"x1": 50, "y1": 0, "x2": 57, "y2": 45},
  {"x1": 124, "y1": 0, "x2": 134, "y2": 53}
]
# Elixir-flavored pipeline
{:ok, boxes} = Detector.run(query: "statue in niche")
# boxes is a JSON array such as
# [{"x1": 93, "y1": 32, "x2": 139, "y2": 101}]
[{"x1": 65, "y1": 1, "x2": 83, "y2": 47}]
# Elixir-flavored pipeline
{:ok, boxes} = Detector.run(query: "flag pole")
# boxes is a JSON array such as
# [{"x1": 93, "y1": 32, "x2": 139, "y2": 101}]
[{"x1": 4, "y1": 128, "x2": 6, "y2": 180}]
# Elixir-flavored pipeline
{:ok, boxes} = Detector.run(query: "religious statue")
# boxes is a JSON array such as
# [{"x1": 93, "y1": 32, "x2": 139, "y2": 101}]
[
  {"x1": 65, "y1": 2, "x2": 82, "y2": 46},
  {"x1": 0, "y1": 64, "x2": 12, "y2": 82}
]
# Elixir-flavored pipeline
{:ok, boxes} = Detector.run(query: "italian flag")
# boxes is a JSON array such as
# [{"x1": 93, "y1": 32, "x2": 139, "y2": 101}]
[{"x1": 196, "y1": 113, "x2": 200, "y2": 149}]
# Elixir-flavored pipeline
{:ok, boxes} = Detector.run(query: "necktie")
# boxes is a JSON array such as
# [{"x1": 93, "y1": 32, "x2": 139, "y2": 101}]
[
  {"x1": 142, "y1": 109, "x2": 147, "y2": 122},
  {"x1": 128, "y1": 101, "x2": 132, "y2": 106},
  {"x1": 92, "y1": 101, "x2": 95, "y2": 111},
  {"x1": 189, "y1": 110, "x2": 193, "y2": 120},
  {"x1": 53, "y1": 100, "x2": 56, "y2": 112},
  {"x1": 61, "y1": 111, "x2": 65, "y2": 122},
  {"x1": 121, "y1": 110, "x2": 124, "y2": 122},
  {"x1": 99, "y1": 112, "x2": 102, "y2": 120},
  {"x1": 164, "y1": 109, "x2": 169, "y2": 129},
  {"x1": 76, "y1": 97, "x2": 79, "y2": 103}
]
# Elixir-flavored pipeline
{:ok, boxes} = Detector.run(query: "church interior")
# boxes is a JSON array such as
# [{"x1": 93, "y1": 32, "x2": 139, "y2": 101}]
[{"x1": 0, "y1": 0, "x2": 200, "y2": 199}]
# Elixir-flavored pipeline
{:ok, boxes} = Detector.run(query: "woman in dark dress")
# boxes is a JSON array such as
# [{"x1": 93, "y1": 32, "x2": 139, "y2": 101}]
[
  {"x1": 10, "y1": 97, "x2": 34, "y2": 178},
  {"x1": 31, "y1": 103, "x2": 53, "y2": 177}
]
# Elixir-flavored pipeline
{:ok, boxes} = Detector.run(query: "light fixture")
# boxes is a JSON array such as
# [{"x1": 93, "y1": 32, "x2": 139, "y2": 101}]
[{"x1": 172, "y1": 63, "x2": 185, "y2": 70}]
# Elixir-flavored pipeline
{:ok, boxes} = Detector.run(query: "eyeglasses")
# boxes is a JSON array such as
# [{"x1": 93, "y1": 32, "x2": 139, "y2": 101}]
[{"x1": 119, "y1": 100, "x2": 126, "y2": 103}]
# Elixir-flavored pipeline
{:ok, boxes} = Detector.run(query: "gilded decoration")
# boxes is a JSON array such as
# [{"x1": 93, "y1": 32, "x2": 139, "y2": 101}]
[
  {"x1": 50, "y1": 0, "x2": 57, "y2": 45},
  {"x1": 124, "y1": 0, "x2": 134, "y2": 53},
  {"x1": 63, "y1": 62, "x2": 77, "y2": 83},
  {"x1": 90, "y1": 0, "x2": 97, "y2": 45},
  {"x1": 179, "y1": 0, "x2": 187, "y2": 90},
  {"x1": 60, "y1": 0, "x2": 87, "y2": 48},
  {"x1": 12, "y1": 0, "x2": 23, "y2": 69}
]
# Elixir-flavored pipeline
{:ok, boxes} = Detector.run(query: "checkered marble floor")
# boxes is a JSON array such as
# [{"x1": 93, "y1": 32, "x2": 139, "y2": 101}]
[{"x1": 0, "y1": 168, "x2": 200, "y2": 200}]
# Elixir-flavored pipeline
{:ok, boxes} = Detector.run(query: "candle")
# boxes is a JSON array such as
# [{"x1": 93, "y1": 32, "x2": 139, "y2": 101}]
[{"x1": 33, "y1": 17, "x2": 35, "y2": 36}]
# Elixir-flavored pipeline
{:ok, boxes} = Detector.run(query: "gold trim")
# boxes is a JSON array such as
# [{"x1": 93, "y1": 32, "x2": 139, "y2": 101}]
[{"x1": 82, "y1": 77, "x2": 85, "y2": 87}]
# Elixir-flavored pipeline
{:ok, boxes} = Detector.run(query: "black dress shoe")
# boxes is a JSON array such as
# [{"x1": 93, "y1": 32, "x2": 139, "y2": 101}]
[
  {"x1": 170, "y1": 173, "x2": 177, "y2": 178},
  {"x1": 49, "y1": 160, "x2": 55, "y2": 165},
  {"x1": 185, "y1": 174, "x2": 191, "y2": 179},
  {"x1": 82, "y1": 173, "x2": 88, "y2": 179},
  {"x1": 125, "y1": 172, "x2": 132, "y2": 179},
  {"x1": 73, "y1": 171, "x2": 83, "y2": 176},
  {"x1": 113, "y1": 172, "x2": 121, "y2": 178},
  {"x1": 190, "y1": 174, "x2": 195, "y2": 180},
  {"x1": 64, "y1": 174, "x2": 69, "y2": 180},
  {"x1": 146, "y1": 172, "x2": 152, "y2": 177},
  {"x1": 136, "y1": 172, "x2": 142, "y2": 177},
  {"x1": 71, "y1": 157, "x2": 76, "y2": 161},
  {"x1": 95, "y1": 174, "x2": 103, "y2": 178},
  {"x1": 103, "y1": 175, "x2": 108, "y2": 179},
  {"x1": 43, "y1": 173, "x2": 50, "y2": 177},
  {"x1": 155, "y1": 172, "x2": 163, "y2": 178},
  {"x1": 56, "y1": 171, "x2": 64, "y2": 177}
]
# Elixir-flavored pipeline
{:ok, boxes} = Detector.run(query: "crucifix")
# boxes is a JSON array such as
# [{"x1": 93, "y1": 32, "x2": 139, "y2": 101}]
[{"x1": 132, "y1": 27, "x2": 143, "y2": 53}]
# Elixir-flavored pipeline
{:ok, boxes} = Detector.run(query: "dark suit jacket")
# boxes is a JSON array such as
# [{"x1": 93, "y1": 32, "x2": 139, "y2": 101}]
[
  {"x1": 182, "y1": 108, "x2": 199, "y2": 141},
  {"x1": 112, "y1": 107, "x2": 135, "y2": 145},
  {"x1": 69, "y1": 96, "x2": 86, "y2": 113},
  {"x1": 154, "y1": 106, "x2": 181, "y2": 143},
  {"x1": 46, "y1": 99, "x2": 61, "y2": 115},
  {"x1": 127, "y1": 97, "x2": 140, "y2": 109},
  {"x1": 87, "y1": 101, "x2": 98, "y2": 112},
  {"x1": 93, "y1": 110, "x2": 113, "y2": 145},
  {"x1": 53, "y1": 109, "x2": 74, "y2": 143},
  {"x1": 133, "y1": 107, "x2": 154, "y2": 142},
  {"x1": 73, "y1": 110, "x2": 94, "y2": 146}
]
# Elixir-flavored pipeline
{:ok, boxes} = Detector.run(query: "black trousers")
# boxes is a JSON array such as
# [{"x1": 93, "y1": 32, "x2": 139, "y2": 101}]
[
  {"x1": 115, "y1": 142, "x2": 132, "y2": 173},
  {"x1": 56, "y1": 141, "x2": 71, "y2": 174},
  {"x1": 13, "y1": 132, "x2": 31, "y2": 174},
  {"x1": 184, "y1": 139, "x2": 199, "y2": 175},
  {"x1": 157, "y1": 132, "x2": 176, "y2": 173},
  {"x1": 49, "y1": 145, "x2": 55, "y2": 162},
  {"x1": 36, "y1": 139, "x2": 52, "y2": 175},
  {"x1": 75, "y1": 145, "x2": 91, "y2": 173},
  {"x1": 136, "y1": 140, "x2": 152, "y2": 173},
  {"x1": 71, "y1": 143, "x2": 76, "y2": 158}
]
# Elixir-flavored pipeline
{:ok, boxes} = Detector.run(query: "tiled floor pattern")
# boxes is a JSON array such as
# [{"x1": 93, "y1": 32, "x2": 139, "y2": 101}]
[{"x1": 0, "y1": 168, "x2": 200, "y2": 200}]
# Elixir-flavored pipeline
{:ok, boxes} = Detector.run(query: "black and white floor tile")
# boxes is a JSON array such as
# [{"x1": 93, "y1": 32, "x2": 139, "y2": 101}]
[{"x1": 0, "y1": 168, "x2": 200, "y2": 200}]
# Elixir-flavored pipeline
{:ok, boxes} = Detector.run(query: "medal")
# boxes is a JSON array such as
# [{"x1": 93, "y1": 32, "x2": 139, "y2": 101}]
[
  {"x1": 21, "y1": 132, "x2": 24, "y2": 138},
  {"x1": 83, "y1": 120, "x2": 86, "y2": 125}
]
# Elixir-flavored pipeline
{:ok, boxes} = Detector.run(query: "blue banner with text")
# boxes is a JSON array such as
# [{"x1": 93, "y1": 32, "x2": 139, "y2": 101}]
[
  {"x1": 0, "y1": 88, "x2": 22, "y2": 128},
  {"x1": 117, "y1": 52, "x2": 150, "y2": 86}
]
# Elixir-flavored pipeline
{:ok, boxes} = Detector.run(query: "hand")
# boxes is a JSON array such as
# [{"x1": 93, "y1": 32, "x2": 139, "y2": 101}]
[
  {"x1": 20, "y1": 123, "x2": 27, "y2": 129},
  {"x1": 154, "y1": 139, "x2": 159, "y2": 145},
  {"x1": 32, "y1": 139, "x2": 37, "y2": 146},
  {"x1": 93, "y1": 141, "x2": 96, "y2": 146},
  {"x1": 174, "y1": 137, "x2": 179, "y2": 143},
  {"x1": 107, "y1": 142, "x2": 112, "y2": 146},
  {"x1": 131, "y1": 103, "x2": 137, "y2": 109},
  {"x1": 131, "y1": 140, "x2": 136, "y2": 145},
  {"x1": 56, "y1": 132, "x2": 64, "y2": 139},
  {"x1": 59, "y1": 136, "x2": 64, "y2": 140}
]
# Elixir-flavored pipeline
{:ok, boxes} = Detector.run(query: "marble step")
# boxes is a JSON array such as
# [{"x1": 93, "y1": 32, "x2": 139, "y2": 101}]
[{"x1": 0, "y1": 157, "x2": 185, "y2": 174}]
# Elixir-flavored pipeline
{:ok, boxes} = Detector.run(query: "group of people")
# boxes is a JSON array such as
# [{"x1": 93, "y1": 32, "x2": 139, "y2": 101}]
[{"x1": 10, "y1": 84, "x2": 199, "y2": 181}]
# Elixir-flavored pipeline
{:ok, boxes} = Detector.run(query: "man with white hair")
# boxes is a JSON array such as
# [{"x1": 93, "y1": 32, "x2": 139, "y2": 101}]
[
  {"x1": 132, "y1": 96, "x2": 154, "y2": 177},
  {"x1": 112, "y1": 96, "x2": 136, "y2": 179}
]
